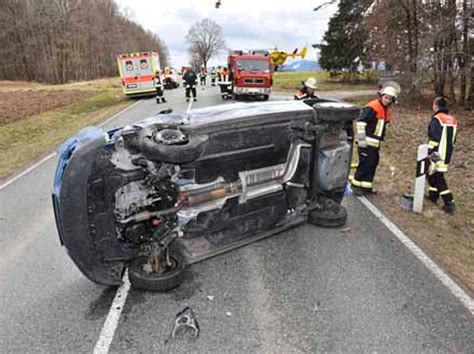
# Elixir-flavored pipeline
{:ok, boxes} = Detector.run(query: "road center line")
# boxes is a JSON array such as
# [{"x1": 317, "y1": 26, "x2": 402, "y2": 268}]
[
  {"x1": 93, "y1": 271, "x2": 131, "y2": 354},
  {"x1": 186, "y1": 98, "x2": 193, "y2": 112},
  {"x1": 358, "y1": 196, "x2": 474, "y2": 315},
  {"x1": 0, "y1": 100, "x2": 141, "y2": 191}
]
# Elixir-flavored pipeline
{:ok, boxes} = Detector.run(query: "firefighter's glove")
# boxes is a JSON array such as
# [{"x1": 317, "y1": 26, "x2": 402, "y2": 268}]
[
  {"x1": 357, "y1": 132, "x2": 368, "y2": 148},
  {"x1": 429, "y1": 152, "x2": 441, "y2": 162}
]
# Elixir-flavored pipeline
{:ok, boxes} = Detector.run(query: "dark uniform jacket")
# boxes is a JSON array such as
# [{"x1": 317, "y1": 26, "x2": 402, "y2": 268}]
[
  {"x1": 183, "y1": 71, "x2": 198, "y2": 87},
  {"x1": 356, "y1": 99, "x2": 390, "y2": 148},
  {"x1": 294, "y1": 87, "x2": 318, "y2": 100},
  {"x1": 428, "y1": 109, "x2": 458, "y2": 172}
]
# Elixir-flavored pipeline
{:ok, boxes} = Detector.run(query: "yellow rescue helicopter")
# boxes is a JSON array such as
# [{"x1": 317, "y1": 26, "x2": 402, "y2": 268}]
[{"x1": 269, "y1": 47, "x2": 308, "y2": 70}]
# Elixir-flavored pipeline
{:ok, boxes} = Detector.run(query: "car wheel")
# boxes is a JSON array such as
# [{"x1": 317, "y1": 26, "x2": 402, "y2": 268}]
[
  {"x1": 139, "y1": 127, "x2": 209, "y2": 163},
  {"x1": 308, "y1": 199, "x2": 347, "y2": 228},
  {"x1": 128, "y1": 254, "x2": 186, "y2": 292},
  {"x1": 262, "y1": 95, "x2": 269, "y2": 101},
  {"x1": 324, "y1": 189, "x2": 345, "y2": 203}
]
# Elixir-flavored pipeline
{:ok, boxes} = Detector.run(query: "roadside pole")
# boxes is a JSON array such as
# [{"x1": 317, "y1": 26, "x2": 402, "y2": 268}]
[{"x1": 413, "y1": 144, "x2": 430, "y2": 213}]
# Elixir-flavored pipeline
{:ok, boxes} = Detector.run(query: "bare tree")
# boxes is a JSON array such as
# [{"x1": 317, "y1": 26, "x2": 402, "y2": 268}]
[{"x1": 185, "y1": 18, "x2": 226, "y2": 69}]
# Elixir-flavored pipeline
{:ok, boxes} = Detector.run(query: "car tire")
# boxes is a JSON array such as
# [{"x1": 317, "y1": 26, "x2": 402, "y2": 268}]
[
  {"x1": 324, "y1": 189, "x2": 345, "y2": 203},
  {"x1": 262, "y1": 95, "x2": 269, "y2": 101},
  {"x1": 128, "y1": 254, "x2": 186, "y2": 292},
  {"x1": 308, "y1": 199, "x2": 347, "y2": 228},
  {"x1": 139, "y1": 127, "x2": 209, "y2": 163}
]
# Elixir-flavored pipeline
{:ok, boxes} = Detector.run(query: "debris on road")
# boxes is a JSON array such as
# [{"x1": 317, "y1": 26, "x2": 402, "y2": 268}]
[
  {"x1": 226, "y1": 311, "x2": 232, "y2": 317},
  {"x1": 171, "y1": 307, "x2": 199, "y2": 338},
  {"x1": 207, "y1": 295, "x2": 214, "y2": 301}
]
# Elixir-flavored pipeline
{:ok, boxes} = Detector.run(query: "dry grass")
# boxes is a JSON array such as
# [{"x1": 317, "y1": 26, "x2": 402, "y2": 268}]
[
  {"x1": 347, "y1": 98, "x2": 474, "y2": 294},
  {"x1": 273, "y1": 71, "x2": 375, "y2": 92},
  {"x1": 0, "y1": 79, "x2": 131, "y2": 179}
]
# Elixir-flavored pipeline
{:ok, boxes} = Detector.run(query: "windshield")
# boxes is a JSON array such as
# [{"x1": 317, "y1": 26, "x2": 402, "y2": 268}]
[{"x1": 236, "y1": 60, "x2": 270, "y2": 73}]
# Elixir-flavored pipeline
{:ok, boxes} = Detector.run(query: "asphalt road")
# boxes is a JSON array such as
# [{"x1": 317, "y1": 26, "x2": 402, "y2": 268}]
[{"x1": 1, "y1": 85, "x2": 472, "y2": 353}]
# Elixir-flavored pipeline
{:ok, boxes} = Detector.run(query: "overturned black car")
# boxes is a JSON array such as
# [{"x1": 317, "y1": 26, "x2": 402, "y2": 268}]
[{"x1": 52, "y1": 99, "x2": 358, "y2": 291}]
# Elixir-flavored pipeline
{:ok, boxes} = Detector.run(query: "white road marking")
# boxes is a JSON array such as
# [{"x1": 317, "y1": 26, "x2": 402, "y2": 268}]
[
  {"x1": 0, "y1": 100, "x2": 141, "y2": 191},
  {"x1": 186, "y1": 98, "x2": 193, "y2": 112},
  {"x1": 358, "y1": 196, "x2": 474, "y2": 315},
  {"x1": 93, "y1": 271, "x2": 131, "y2": 354},
  {"x1": 0, "y1": 153, "x2": 56, "y2": 190}
]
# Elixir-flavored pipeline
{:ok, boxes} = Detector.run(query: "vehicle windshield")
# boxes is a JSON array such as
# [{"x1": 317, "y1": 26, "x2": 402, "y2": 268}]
[{"x1": 236, "y1": 60, "x2": 270, "y2": 73}]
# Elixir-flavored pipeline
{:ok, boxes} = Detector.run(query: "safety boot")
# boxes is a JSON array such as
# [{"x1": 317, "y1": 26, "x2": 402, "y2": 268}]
[{"x1": 442, "y1": 202, "x2": 456, "y2": 214}]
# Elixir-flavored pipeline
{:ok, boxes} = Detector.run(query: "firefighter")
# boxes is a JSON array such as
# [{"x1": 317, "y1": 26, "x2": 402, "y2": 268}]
[
  {"x1": 351, "y1": 85, "x2": 399, "y2": 196},
  {"x1": 217, "y1": 67, "x2": 232, "y2": 100},
  {"x1": 153, "y1": 70, "x2": 166, "y2": 104},
  {"x1": 426, "y1": 97, "x2": 458, "y2": 214},
  {"x1": 294, "y1": 77, "x2": 319, "y2": 100},
  {"x1": 199, "y1": 66, "x2": 207, "y2": 86},
  {"x1": 183, "y1": 66, "x2": 198, "y2": 102},
  {"x1": 210, "y1": 67, "x2": 217, "y2": 86}
]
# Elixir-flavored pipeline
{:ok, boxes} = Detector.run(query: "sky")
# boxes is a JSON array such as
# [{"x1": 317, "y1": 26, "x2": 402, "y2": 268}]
[{"x1": 115, "y1": 0, "x2": 338, "y2": 69}]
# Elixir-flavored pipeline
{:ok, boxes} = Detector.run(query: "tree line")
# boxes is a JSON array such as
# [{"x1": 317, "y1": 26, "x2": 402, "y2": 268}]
[
  {"x1": 0, "y1": 0, "x2": 169, "y2": 84},
  {"x1": 319, "y1": 0, "x2": 473, "y2": 108}
]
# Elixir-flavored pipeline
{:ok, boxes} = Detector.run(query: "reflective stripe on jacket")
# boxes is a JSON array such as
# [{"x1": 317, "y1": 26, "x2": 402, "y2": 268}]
[
  {"x1": 356, "y1": 99, "x2": 391, "y2": 148},
  {"x1": 428, "y1": 111, "x2": 458, "y2": 171},
  {"x1": 218, "y1": 74, "x2": 231, "y2": 85},
  {"x1": 294, "y1": 90, "x2": 307, "y2": 100}
]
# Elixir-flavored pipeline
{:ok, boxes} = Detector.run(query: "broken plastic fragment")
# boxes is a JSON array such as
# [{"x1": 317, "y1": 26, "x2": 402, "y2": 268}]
[{"x1": 171, "y1": 307, "x2": 199, "y2": 338}]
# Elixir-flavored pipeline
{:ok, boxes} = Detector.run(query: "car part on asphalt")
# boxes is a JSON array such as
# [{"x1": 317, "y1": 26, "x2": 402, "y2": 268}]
[
  {"x1": 52, "y1": 99, "x2": 359, "y2": 290},
  {"x1": 172, "y1": 307, "x2": 200, "y2": 338}
]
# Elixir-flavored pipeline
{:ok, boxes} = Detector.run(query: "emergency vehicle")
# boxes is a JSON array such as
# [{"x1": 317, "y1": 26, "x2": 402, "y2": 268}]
[
  {"x1": 228, "y1": 50, "x2": 273, "y2": 101},
  {"x1": 117, "y1": 52, "x2": 161, "y2": 96}
]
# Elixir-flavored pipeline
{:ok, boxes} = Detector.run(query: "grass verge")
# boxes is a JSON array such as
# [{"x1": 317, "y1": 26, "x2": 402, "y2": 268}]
[
  {"x1": 0, "y1": 87, "x2": 131, "y2": 179},
  {"x1": 347, "y1": 97, "x2": 474, "y2": 295},
  {"x1": 273, "y1": 71, "x2": 376, "y2": 92}
]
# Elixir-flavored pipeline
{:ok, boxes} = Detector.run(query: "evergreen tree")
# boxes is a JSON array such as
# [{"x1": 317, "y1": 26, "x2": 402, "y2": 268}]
[{"x1": 319, "y1": 1, "x2": 370, "y2": 72}]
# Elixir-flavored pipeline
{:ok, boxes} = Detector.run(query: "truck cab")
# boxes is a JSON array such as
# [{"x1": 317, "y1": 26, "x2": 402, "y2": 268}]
[{"x1": 228, "y1": 51, "x2": 272, "y2": 101}]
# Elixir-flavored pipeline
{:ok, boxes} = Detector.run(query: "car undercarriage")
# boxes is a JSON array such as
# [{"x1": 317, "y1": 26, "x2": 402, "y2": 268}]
[{"x1": 52, "y1": 99, "x2": 358, "y2": 291}]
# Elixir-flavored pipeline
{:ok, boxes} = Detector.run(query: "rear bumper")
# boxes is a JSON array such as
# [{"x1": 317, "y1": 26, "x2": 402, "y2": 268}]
[
  {"x1": 123, "y1": 87, "x2": 156, "y2": 97},
  {"x1": 234, "y1": 87, "x2": 271, "y2": 95}
]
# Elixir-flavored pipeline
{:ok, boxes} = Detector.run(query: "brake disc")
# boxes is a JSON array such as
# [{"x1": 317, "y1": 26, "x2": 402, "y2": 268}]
[{"x1": 154, "y1": 129, "x2": 188, "y2": 145}]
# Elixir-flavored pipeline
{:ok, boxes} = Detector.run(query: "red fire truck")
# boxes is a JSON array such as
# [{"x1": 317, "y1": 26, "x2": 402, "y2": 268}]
[
  {"x1": 227, "y1": 50, "x2": 273, "y2": 100},
  {"x1": 117, "y1": 52, "x2": 161, "y2": 97}
]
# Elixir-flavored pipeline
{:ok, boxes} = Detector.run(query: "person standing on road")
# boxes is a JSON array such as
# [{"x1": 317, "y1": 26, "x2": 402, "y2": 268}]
[
  {"x1": 217, "y1": 67, "x2": 232, "y2": 100},
  {"x1": 294, "y1": 77, "x2": 319, "y2": 100},
  {"x1": 351, "y1": 85, "x2": 399, "y2": 196},
  {"x1": 210, "y1": 66, "x2": 217, "y2": 86},
  {"x1": 426, "y1": 96, "x2": 458, "y2": 214},
  {"x1": 153, "y1": 70, "x2": 166, "y2": 104},
  {"x1": 199, "y1": 66, "x2": 207, "y2": 86},
  {"x1": 183, "y1": 67, "x2": 198, "y2": 102}
]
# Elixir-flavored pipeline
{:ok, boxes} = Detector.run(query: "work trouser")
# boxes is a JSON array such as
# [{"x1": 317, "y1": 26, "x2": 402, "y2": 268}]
[
  {"x1": 427, "y1": 171, "x2": 454, "y2": 204},
  {"x1": 352, "y1": 146, "x2": 379, "y2": 190},
  {"x1": 185, "y1": 85, "x2": 197, "y2": 98},
  {"x1": 200, "y1": 76, "x2": 206, "y2": 85},
  {"x1": 155, "y1": 87, "x2": 164, "y2": 100},
  {"x1": 219, "y1": 84, "x2": 231, "y2": 96}
]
